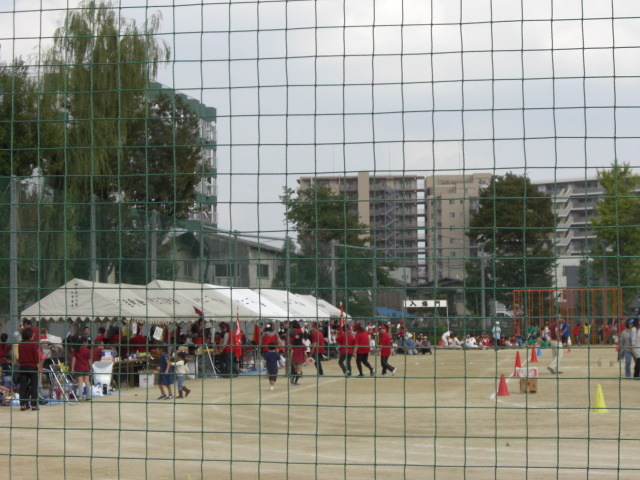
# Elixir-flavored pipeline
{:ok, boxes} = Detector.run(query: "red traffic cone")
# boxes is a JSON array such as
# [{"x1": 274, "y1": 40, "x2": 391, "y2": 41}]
[
  {"x1": 497, "y1": 374, "x2": 510, "y2": 396},
  {"x1": 514, "y1": 351, "x2": 522, "y2": 376},
  {"x1": 530, "y1": 347, "x2": 538, "y2": 363}
]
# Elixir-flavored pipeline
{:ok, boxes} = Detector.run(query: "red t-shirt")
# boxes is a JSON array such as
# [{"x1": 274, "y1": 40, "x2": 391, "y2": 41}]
[
  {"x1": 354, "y1": 331, "x2": 370, "y2": 354},
  {"x1": 73, "y1": 346, "x2": 91, "y2": 373},
  {"x1": 95, "y1": 335, "x2": 106, "y2": 344},
  {"x1": 291, "y1": 343, "x2": 306, "y2": 363},
  {"x1": 346, "y1": 333, "x2": 355, "y2": 355},
  {"x1": 262, "y1": 332, "x2": 280, "y2": 352},
  {"x1": 0, "y1": 343, "x2": 11, "y2": 359},
  {"x1": 311, "y1": 330, "x2": 325, "y2": 355},
  {"x1": 336, "y1": 333, "x2": 348, "y2": 355},
  {"x1": 130, "y1": 334, "x2": 148, "y2": 353},
  {"x1": 379, "y1": 331, "x2": 392, "y2": 357},
  {"x1": 18, "y1": 340, "x2": 40, "y2": 368},
  {"x1": 91, "y1": 346, "x2": 103, "y2": 362}
]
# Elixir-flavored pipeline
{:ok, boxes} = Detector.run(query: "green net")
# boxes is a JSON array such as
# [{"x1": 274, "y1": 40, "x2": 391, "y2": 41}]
[{"x1": 1, "y1": 0, "x2": 639, "y2": 478}]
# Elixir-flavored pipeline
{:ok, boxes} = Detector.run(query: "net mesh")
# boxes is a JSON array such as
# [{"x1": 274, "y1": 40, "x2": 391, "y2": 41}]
[{"x1": 1, "y1": 0, "x2": 639, "y2": 478}]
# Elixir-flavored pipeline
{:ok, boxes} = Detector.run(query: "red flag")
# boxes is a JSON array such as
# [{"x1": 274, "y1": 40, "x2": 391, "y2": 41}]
[
  {"x1": 235, "y1": 311, "x2": 242, "y2": 336},
  {"x1": 339, "y1": 302, "x2": 345, "y2": 330},
  {"x1": 234, "y1": 311, "x2": 243, "y2": 358},
  {"x1": 194, "y1": 306, "x2": 203, "y2": 317}
]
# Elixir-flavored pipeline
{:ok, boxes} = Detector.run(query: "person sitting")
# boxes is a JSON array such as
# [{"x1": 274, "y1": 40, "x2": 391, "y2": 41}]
[
  {"x1": 404, "y1": 334, "x2": 419, "y2": 355},
  {"x1": 465, "y1": 335, "x2": 478, "y2": 348}
]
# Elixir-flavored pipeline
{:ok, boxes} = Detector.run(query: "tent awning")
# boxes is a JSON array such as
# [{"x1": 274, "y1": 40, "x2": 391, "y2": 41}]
[{"x1": 21, "y1": 279, "x2": 170, "y2": 324}]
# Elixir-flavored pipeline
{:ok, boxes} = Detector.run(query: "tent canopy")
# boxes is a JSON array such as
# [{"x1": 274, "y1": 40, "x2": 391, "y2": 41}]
[
  {"x1": 21, "y1": 279, "x2": 349, "y2": 326},
  {"x1": 21, "y1": 278, "x2": 169, "y2": 324},
  {"x1": 256, "y1": 289, "x2": 331, "y2": 321},
  {"x1": 206, "y1": 286, "x2": 291, "y2": 320},
  {"x1": 298, "y1": 295, "x2": 351, "y2": 320}
]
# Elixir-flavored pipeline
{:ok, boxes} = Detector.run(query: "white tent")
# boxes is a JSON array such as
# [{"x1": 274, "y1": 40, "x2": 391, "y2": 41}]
[
  {"x1": 21, "y1": 278, "x2": 170, "y2": 324},
  {"x1": 149, "y1": 280, "x2": 257, "y2": 321},
  {"x1": 298, "y1": 295, "x2": 351, "y2": 319},
  {"x1": 206, "y1": 286, "x2": 291, "y2": 320},
  {"x1": 255, "y1": 289, "x2": 331, "y2": 321}
]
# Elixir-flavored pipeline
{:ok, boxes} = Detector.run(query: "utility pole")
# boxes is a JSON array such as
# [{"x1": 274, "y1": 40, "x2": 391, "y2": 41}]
[
  {"x1": 9, "y1": 176, "x2": 19, "y2": 332},
  {"x1": 480, "y1": 243, "x2": 486, "y2": 331},
  {"x1": 330, "y1": 240, "x2": 336, "y2": 307}
]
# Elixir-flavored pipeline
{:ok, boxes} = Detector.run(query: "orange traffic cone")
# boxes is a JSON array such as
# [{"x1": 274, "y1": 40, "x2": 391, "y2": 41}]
[
  {"x1": 514, "y1": 351, "x2": 522, "y2": 376},
  {"x1": 530, "y1": 347, "x2": 538, "y2": 363},
  {"x1": 497, "y1": 374, "x2": 510, "y2": 396}
]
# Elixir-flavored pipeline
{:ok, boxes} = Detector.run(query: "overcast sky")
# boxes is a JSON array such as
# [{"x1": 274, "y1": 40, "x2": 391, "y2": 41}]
[{"x1": 2, "y1": 0, "x2": 640, "y2": 246}]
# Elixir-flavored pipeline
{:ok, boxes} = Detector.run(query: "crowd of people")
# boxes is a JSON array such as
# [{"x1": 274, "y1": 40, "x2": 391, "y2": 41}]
[{"x1": 4, "y1": 314, "x2": 638, "y2": 403}]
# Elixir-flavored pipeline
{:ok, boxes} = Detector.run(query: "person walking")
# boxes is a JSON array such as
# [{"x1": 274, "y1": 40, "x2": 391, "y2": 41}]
[
  {"x1": 547, "y1": 317, "x2": 564, "y2": 374},
  {"x1": 620, "y1": 318, "x2": 635, "y2": 378},
  {"x1": 632, "y1": 318, "x2": 640, "y2": 378},
  {"x1": 18, "y1": 328, "x2": 41, "y2": 411},
  {"x1": 378, "y1": 325, "x2": 396, "y2": 376},
  {"x1": 71, "y1": 336, "x2": 92, "y2": 400},
  {"x1": 264, "y1": 343, "x2": 281, "y2": 391},
  {"x1": 353, "y1": 324, "x2": 374, "y2": 377},
  {"x1": 310, "y1": 323, "x2": 325, "y2": 376},
  {"x1": 335, "y1": 327, "x2": 349, "y2": 375},
  {"x1": 157, "y1": 346, "x2": 173, "y2": 400},
  {"x1": 174, "y1": 351, "x2": 191, "y2": 399}
]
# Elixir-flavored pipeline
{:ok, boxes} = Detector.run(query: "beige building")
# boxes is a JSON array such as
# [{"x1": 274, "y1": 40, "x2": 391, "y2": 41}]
[
  {"x1": 297, "y1": 172, "x2": 424, "y2": 285},
  {"x1": 424, "y1": 173, "x2": 492, "y2": 284}
]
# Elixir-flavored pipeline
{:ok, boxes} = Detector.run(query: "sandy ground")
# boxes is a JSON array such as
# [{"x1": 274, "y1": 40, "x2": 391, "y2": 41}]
[{"x1": 2, "y1": 346, "x2": 639, "y2": 479}]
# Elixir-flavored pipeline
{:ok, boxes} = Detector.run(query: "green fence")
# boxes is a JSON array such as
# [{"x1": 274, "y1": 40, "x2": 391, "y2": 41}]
[{"x1": 1, "y1": 0, "x2": 639, "y2": 478}]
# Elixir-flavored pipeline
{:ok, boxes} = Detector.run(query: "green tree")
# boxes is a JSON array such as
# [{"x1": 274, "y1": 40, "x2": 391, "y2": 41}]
[
  {"x1": 39, "y1": 0, "x2": 182, "y2": 283},
  {"x1": 590, "y1": 162, "x2": 640, "y2": 308},
  {"x1": 125, "y1": 91, "x2": 203, "y2": 220},
  {"x1": 0, "y1": 60, "x2": 40, "y2": 177},
  {"x1": 279, "y1": 185, "x2": 392, "y2": 318},
  {"x1": 466, "y1": 173, "x2": 556, "y2": 312}
]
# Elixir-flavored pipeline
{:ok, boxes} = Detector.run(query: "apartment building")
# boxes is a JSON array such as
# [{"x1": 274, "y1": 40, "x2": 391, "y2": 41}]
[
  {"x1": 297, "y1": 172, "x2": 424, "y2": 285},
  {"x1": 424, "y1": 173, "x2": 493, "y2": 284}
]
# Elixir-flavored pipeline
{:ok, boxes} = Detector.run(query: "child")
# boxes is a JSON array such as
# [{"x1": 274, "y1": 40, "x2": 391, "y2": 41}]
[
  {"x1": 174, "y1": 351, "x2": 191, "y2": 399},
  {"x1": 1, "y1": 354, "x2": 14, "y2": 389},
  {"x1": 264, "y1": 343, "x2": 280, "y2": 391},
  {"x1": 156, "y1": 347, "x2": 173, "y2": 400}
]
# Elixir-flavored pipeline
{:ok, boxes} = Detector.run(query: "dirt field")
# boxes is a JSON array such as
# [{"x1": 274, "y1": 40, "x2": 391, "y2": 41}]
[{"x1": 3, "y1": 346, "x2": 638, "y2": 479}]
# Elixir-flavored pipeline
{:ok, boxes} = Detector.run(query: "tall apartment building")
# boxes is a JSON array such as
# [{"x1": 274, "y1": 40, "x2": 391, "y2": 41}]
[
  {"x1": 533, "y1": 177, "x2": 628, "y2": 289},
  {"x1": 150, "y1": 82, "x2": 218, "y2": 226},
  {"x1": 297, "y1": 172, "x2": 424, "y2": 285},
  {"x1": 424, "y1": 173, "x2": 493, "y2": 284}
]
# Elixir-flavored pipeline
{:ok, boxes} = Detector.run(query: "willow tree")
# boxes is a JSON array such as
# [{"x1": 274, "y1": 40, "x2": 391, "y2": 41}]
[{"x1": 41, "y1": 0, "x2": 170, "y2": 282}]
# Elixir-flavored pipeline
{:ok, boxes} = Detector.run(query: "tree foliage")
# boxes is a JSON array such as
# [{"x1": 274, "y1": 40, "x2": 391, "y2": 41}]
[
  {"x1": 590, "y1": 162, "x2": 640, "y2": 307},
  {"x1": 0, "y1": 60, "x2": 40, "y2": 177},
  {"x1": 277, "y1": 185, "x2": 393, "y2": 318},
  {"x1": 466, "y1": 173, "x2": 556, "y2": 311}
]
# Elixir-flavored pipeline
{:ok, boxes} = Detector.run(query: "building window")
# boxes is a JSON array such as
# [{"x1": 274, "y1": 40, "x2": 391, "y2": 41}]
[
  {"x1": 449, "y1": 199, "x2": 455, "y2": 204},
  {"x1": 184, "y1": 261, "x2": 193, "y2": 277},
  {"x1": 449, "y1": 212, "x2": 455, "y2": 218},
  {"x1": 257, "y1": 264, "x2": 269, "y2": 278},
  {"x1": 215, "y1": 264, "x2": 234, "y2": 277}
]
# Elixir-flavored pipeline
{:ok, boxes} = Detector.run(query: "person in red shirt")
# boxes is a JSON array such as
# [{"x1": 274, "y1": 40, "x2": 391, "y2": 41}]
[
  {"x1": 289, "y1": 326, "x2": 306, "y2": 385},
  {"x1": 378, "y1": 324, "x2": 397, "y2": 376},
  {"x1": 71, "y1": 336, "x2": 92, "y2": 400},
  {"x1": 335, "y1": 327, "x2": 349, "y2": 375},
  {"x1": 346, "y1": 326, "x2": 356, "y2": 376},
  {"x1": 91, "y1": 339, "x2": 104, "y2": 363},
  {"x1": 353, "y1": 324, "x2": 374, "y2": 377},
  {"x1": 261, "y1": 323, "x2": 282, "y2": 357},
  {"x1": 310, "y1": 323, "x2": 325, "y2": 376},
  {"x1": 95, "y1": 327, "x2": 107, "y2": 344},
  {"x1": 18, "y1": 328, "x2": 41, "y2": 411},
  {"x1": 22, "y1": 320, "x2": 40, "y2": 344}
]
